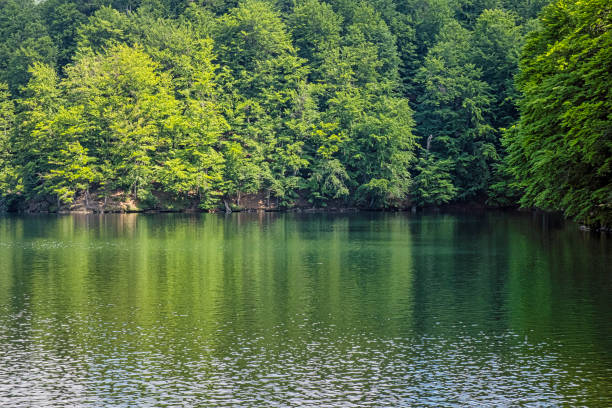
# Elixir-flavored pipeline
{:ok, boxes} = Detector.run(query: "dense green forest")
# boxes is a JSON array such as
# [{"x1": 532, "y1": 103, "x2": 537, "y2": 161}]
[{"x1": 0, "y1": 0, "x2": 609, "y2": 227}]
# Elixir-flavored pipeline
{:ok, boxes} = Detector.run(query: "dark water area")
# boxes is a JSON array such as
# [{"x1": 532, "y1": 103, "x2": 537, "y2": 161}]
[{"x1": 0, "y1": 212, "x2": 610, "y2": 406}]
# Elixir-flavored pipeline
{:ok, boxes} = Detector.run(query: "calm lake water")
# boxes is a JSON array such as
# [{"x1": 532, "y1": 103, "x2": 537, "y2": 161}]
[{"x1": 0, "y1": 212, "x2": 610, "y2": 407}]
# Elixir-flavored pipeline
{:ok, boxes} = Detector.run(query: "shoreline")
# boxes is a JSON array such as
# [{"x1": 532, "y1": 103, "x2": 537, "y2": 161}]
[
  {"x1": 3, "y1": 204, "x2": 609, "y2": 233},
  {"x1": 2, "y1": 190, "x2": 492, "y2": 215}
]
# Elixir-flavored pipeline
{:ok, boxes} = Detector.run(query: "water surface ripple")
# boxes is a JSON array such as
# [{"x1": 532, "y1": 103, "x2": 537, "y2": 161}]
[{"x1": 0, "y1": 212, "x2": 610, "y2": 406}]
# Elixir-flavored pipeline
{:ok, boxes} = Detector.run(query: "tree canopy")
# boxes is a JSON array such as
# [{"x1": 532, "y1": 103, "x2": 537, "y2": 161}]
[
  {"x1": 505, "y1": 0, "x2": 612, "y2": 228},
  {"x1": 0, "y1": 0, "x2": 608, "y2": 227}
]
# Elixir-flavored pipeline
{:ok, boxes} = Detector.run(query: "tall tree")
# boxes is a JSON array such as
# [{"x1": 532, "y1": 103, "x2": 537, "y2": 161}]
[
  {"x1": 13, "y1": 63, "x2": 63, "y2": 200},
  {"x1": 472, "y1": 9, "x2": 522, "y2": 130},
  {"x1": 215, "y1": 0, "x2": 310, "y2": 205},
  {"x1": 39, "y1": 0, "x2": 88, "y2": 68},
  {"x1": 0, "y1": 0, "x2": 56, "y2": 94},
  {"x1": 415, "y1": 21, "x2": 496, "y2": 200},
  {"x1": 506, "y1": 0, "x2": 612, "y2": 227},
  {"x1": 0, "y1": 83, "x2": 16, "y2": 210},
  {"x1": 289, "y1": 0, "x2": 343, "y2": 81}
]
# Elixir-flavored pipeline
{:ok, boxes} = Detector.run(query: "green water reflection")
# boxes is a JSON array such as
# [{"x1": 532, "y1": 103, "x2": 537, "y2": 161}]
[{"x1": 0, "y1": 212, "x2": 610, "y2": 406}]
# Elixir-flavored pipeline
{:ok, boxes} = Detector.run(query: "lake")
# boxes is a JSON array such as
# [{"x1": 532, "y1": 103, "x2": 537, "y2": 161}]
[{"x1": 0, "y1": 212, "x2": 610, "y2": 406}]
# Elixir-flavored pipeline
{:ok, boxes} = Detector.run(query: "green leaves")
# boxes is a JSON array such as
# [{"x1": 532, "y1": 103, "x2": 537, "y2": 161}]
[
  {"x1": 44, "y1": 141, "x2": 98, "y2": 204},
  {"x1": 0, "y1": 82, "x2": 16, "y2": 209},
  {"x1": 216, "y1": 0, "x2": 296, "y2": 74},
  {"x1": 507, "y1": 0, "x2": 612, "y2": 227},
  {"x1": 0, "y1": 0, "x2": 57, "y2": 94},
  {"x1": 7, "y1": 37, "x2": 227, "y2": 209},
  {"x1": 411, "y1": 154, "x2": 457, "y2": 207},
  {"x1": 414, "y1": 20, "x2": 498, "y2": 201},
  {"x1": 0, "y1": 0, "x2": 566, "y2": 214}
]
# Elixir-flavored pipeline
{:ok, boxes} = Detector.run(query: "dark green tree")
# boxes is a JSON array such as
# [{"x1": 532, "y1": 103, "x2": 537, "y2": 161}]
[
  {"x1": 0, "y1": 0, "x2": 56, "y2": 94},
  {"x1": 289, "y1": 0, "x2": 343, "y2": 81},
  {"x1": 411, "y1": 153, "x2": 457, "y2": 207},
  {"x1": 506, "y1": 0, "x2": 612, "y2": 227},
  {"x1": 472, "y1": 9, "x2": 522, "y2": 130},
  {"x1": 415, "y1": 21, "x2": 496, "y2": 200}
]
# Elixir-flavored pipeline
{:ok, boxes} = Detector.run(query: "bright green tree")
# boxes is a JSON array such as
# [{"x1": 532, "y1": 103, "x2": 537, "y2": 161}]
[
  {"x1": 13, "y1": 63, "x2": 64, "y2": 200},
  {"x1": 63, "y1": 44, "x2": 184, "y2": 203},
  {"x1": 0, "y1": 83, "x2": 16, "y2": 210},
  {"x1": 43, "y1": 141, "x2": 99, "y2": 207}
]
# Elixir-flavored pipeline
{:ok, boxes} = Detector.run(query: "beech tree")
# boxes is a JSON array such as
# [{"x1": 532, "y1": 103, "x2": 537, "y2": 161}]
[{"x1": 506, "y1": 0, "x2": 612, "y2": 227}]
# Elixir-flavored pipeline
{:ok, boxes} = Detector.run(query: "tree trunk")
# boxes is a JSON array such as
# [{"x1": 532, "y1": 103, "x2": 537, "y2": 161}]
[{"x1": 223, "y1": 199, "x2": 232, "y2": 214}]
